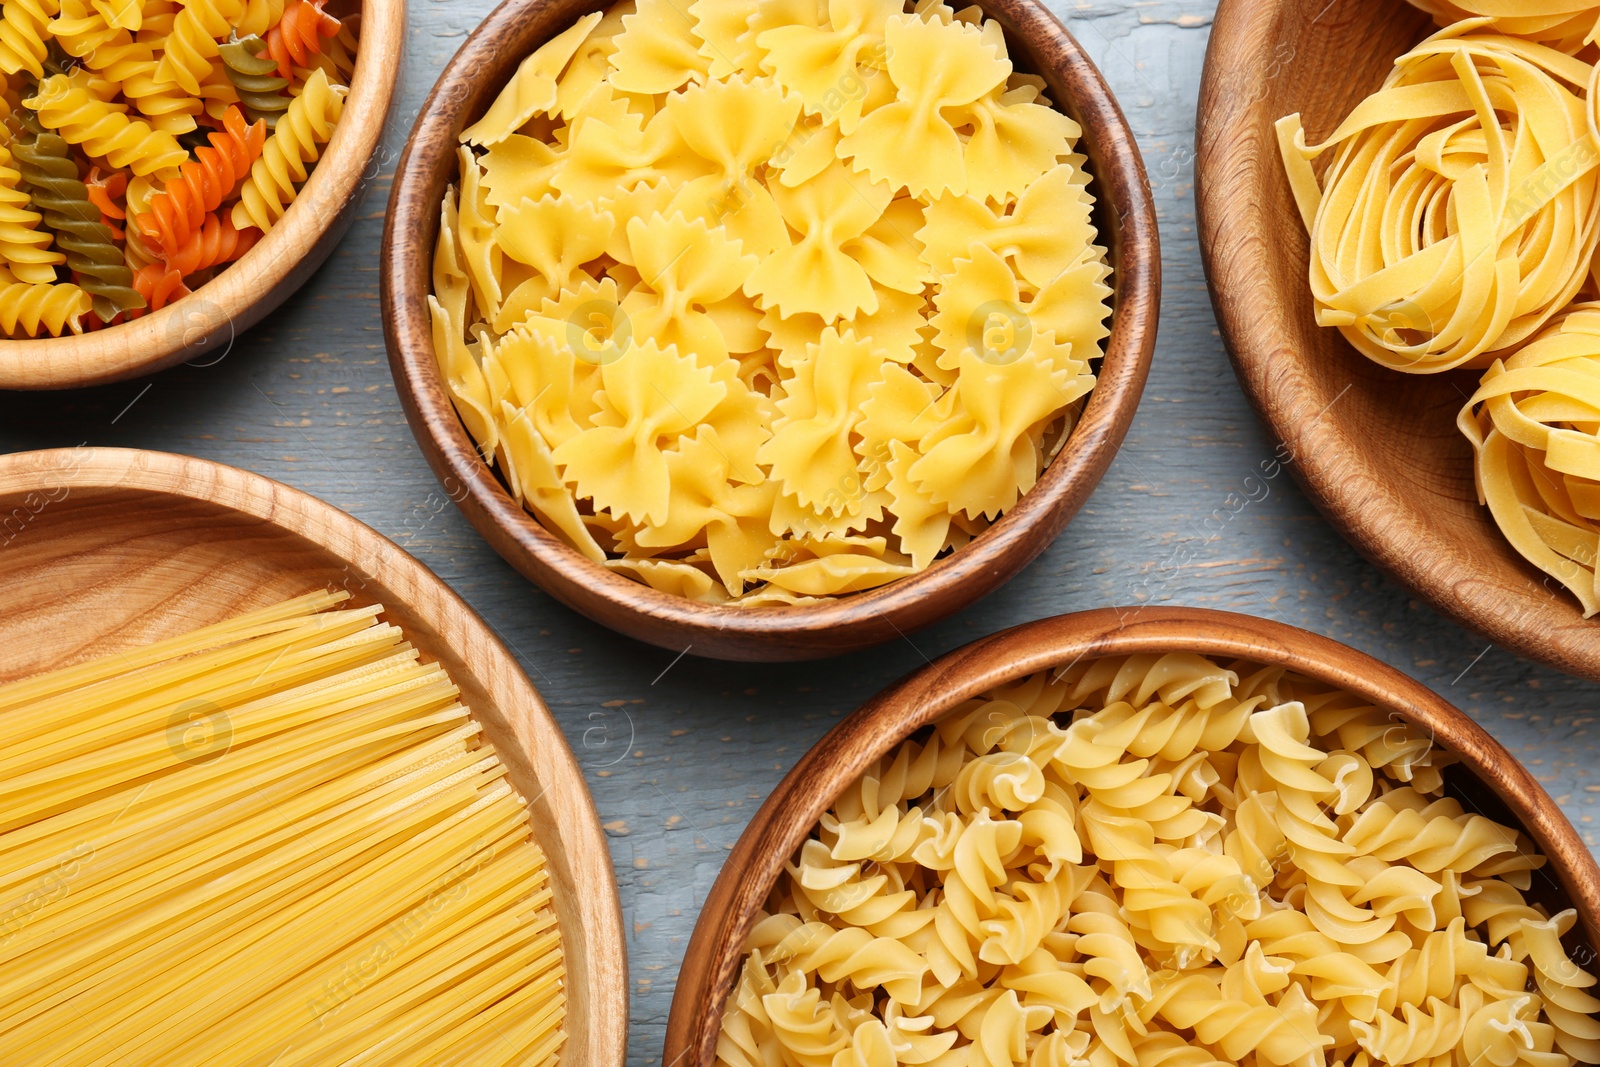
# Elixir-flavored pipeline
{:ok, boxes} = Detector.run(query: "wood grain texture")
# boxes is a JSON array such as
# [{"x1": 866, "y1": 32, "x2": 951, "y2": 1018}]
[
  {"x1": 380, "y1": 0, "x2": 1161, "y2": 662},
  {"x1": 0, "y1": 0, "x2": 403, "y2": 392},
  {"x1": 664, "y1": 607, "x2": 1600, "y2": 1066},
  {"x1": 0, "y1": 447, "x2": 626, "y2": 1067},
  {"x1": 6, "y1": 2, "x2": 1600, "y2": 1061},
  {"x1": 1194, "y1": 0, "x2": 1600, "y2": 684}
]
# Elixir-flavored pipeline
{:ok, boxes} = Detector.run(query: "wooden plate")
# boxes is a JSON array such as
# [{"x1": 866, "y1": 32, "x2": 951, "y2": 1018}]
[
  {"x1": 0, "y1": 447, "x2": 626, "y2": 1066},
  {"x1": 1194, "y1": 0, "x2": 1600, "y2": 682},
  {"x1": 381, "y1": 0, "x2": 1160, "y2": 662},
  {"x1": 665, "y1": 606, "x2": 1600, "y2": 1064},
  {"x1": 0, "y1": 0, "x2": 402, "y2": 391}
]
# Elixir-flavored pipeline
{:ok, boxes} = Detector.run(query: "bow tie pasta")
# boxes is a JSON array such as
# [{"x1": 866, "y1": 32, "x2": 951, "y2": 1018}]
[
  {"x1": 0, "y1": 0, "x2": 358, "y2": 335},
  {"x1": 719, "y1": 655, "x2": 1600, "y2": 1067},
  {"x1": 431, "y1": 0, "x2": 1113, "y2": 606}
]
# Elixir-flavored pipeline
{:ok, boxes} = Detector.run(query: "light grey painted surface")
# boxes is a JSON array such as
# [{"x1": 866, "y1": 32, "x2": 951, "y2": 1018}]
[{"x1": 3, "y1": 1, "x2": 1597, "y2": 1060}]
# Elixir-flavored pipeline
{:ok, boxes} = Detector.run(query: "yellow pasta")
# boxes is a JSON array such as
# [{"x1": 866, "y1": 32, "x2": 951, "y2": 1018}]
[
  {"x1": 1280, "y1": 2, "x2": 1600, "y2": 618},
  {"x1": 1278, "y1": 23, "x2": 1599, "y2": 373},
  {"x1": 231, "y1": 65, "x2": 347, "y2": 234},
  {"x1": 432, "y1": 0, "x2": 1113, "y2": 605},
  {"x1": 720, "y1": 655, "x2": 1598, "y2": 1067},
  {"x1": 0, "y1": 593, "x2": 566, "y2": 1067},
  {"x1": 1460, "y1": 302, "x2": 1600, "y2": 615}
]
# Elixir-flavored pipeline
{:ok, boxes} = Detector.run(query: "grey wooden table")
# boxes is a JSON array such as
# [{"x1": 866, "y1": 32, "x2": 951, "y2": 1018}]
[{"x1": 3, "y1": 1, "x2": 1597, "y2": 1060}]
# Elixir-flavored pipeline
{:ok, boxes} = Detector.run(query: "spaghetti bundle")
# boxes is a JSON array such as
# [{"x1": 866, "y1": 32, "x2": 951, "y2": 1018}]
[{"x1": 0, "y1": 591, "x2": 566, "y2": 1066}]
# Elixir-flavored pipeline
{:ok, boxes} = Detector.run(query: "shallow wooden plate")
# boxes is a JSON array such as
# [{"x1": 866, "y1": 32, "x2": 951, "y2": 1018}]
[
  {"x1": 1194, "y1": 0, "x2": 1600, "y2": 682},
  {"x1": 0, "y1": 0, "x2": 402, "y2": 391},
  {"x1": 665, "y1": 606, "x2": 1600, "y2": 1064},
  {"x1": 0, "y1": 447, "x2": 626, "y2": 1066},
  {"x1": 382, "y1": 0, "x2": 1160, "y2": 662}
]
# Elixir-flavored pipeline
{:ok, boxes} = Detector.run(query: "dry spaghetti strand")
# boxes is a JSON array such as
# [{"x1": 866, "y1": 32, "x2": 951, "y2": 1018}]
[{"x1": 0, "y1": 596, "x2": 568, "y2": 1067}]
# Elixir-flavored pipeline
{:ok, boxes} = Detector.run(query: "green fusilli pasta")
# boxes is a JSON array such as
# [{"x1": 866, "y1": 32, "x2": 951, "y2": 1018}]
[
  {"x1": 219, "y1": 32, "x2": 288, "y2": 130},
  {"x1": 12, "y1": 117, "x2": 143, "y2": 319}
]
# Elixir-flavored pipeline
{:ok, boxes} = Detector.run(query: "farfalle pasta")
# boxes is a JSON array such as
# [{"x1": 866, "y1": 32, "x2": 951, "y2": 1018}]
[
  {"x1": 719, "y1": 655, "x2": 1600, "y2": 1067},
  {"x1": 1280, "y1": 2, "x2": 1600, "y2": 618},
  {"x1": 0, "y1": 0, "x2": 357, "y2": 335},
  {"x1": 431, "y1": 0, "x2": 1113, "y2": 606}
]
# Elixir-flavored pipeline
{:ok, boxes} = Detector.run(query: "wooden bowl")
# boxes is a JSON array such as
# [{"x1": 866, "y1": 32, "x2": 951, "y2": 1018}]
[
  {"x1": 0, "y1": 0, "x2": 403, "y2": 391},
  {"x1": 664, "y1": 606, "x2": 1600, "y2": 1064},
  {"x1": 0, "y1": 447, "x2": 626, "y2": 1067},
  {"x1": 381, "y1": 0, "x2": 1160, "y2": 662},
  {"x1": 1195, "y1": 0, "x2": 1600, "y2": 682}
]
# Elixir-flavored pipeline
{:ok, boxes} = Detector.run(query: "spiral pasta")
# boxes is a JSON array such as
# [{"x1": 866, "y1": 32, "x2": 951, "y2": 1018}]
[
  {"x1": 0, "y1": 278, "x2": 88, "y2": 333},
  {"x1": 25, "y1": 72, "x2": 186, "y2": 175},
  {"x1": 11, "y1": 123, "x2": 143, "y2": 320},
  {"x1": 150, "y1": 0, "x2": 244, "y2": 95},
  {"x1": 162, "y1": 210, "x2": 258, "y2": 275},
  {"x1": 0, "y1": 139, "x2": 59, "y2": 283},
  {"x1": 219, "y1": 31, "x2": 290, "y2": 128},
  {"x1": 262, "y1": 0, "x2": 335, "y2": 80},
  {"x1": 47, "y1": 0, "x2": 130, "y2": 57},
  {"x1": 127, "y1": 260, "x2": 186, "y2": 315},
  {"x1": 0, "y1": 0, "x2": 55, "y2": 78},
  {"x1": 720, "y1": 654, "x2": 1599, "y2": 1067},
  {"x1": 0, "y1": 0, "x2": 356, "y2": 334},
  {"x1": 135, "y1": 104, "x2": 265, "y2": 255},
  {"x1": 235, "y1": 0, "x2": 282, "y2": 37},
  {"x1": 84, "y1": 165, "x2": 125, "y2": 239},
  {"x1": 230, "y1": 65, "x2": 344, "y2": 233},
  {"x1": 79, "y1": 34, "x2": 200, "y2": 134}
]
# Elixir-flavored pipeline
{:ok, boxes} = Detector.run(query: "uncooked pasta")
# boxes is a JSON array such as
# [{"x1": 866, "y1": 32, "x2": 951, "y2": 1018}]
[
  {"x1": 0, "y1": 0, "x2": 359, "y2": 336},
  {"x1": 1460, "y1": 302, "x2": 1600, "y2": 616},
  {"x1": 1278, "y1": 1, "x2": 1600, "y2": 617},
  {"x1": 1276, "y1": 22, "x2": 1599, "y2": 374},
  {"x1": 431, "y1": 0, "x2": 1113, "y2": 607},
  {"x1": 718, "y1": 653, "x2": 1600, "y2": 1067},
  {"x1": 0, "y1": 591, "x2": 566, "y2": 1067}
]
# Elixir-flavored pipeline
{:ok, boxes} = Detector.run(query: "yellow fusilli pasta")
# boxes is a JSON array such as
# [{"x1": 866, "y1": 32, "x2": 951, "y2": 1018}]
[
  {"x1": 230, "y1": 65, "x2": 345, "y2": 233},
  {"x1": 720, "y1": 654, "x2": 1598, "y2": 1067}
]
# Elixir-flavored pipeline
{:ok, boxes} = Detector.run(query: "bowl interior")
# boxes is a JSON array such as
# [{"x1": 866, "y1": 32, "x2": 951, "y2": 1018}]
[
  {"x1": 664, "y1": 606, "x2": 1600, "y2": 1065},
  {"x1": 1197, "y1": 0, "x2": 1600, "y2": 681},
  {"x1": 383, "y1": 0, "x2": 1157, "y2": 661},
  {"x1": 0, "y1": 448, "x2": 625, "y2": 1067},
  {"x1": 0, "y1": 0, "x2": 401, "y2": 391}
]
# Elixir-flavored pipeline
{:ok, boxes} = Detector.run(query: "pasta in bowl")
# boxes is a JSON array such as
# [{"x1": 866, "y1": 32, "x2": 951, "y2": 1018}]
[
  {"x1": 1196, "y1": 0, "x2": 1600, "y2": 684},
  {"x1": 0, "y1": 0, "x2": 401, "y2": 389},
  {"x1": 665, "y1": 607, "x2": 1600, "y2": 1065},
  {"x1": 382, "y1": 0, "x2": 1157, "y2": 661}
]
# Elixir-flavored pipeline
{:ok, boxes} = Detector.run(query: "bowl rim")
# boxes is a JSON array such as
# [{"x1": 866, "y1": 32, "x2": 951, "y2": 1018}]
[
  {"x1": 380, "y1": 0, "x2": 1160, "y2": 662},
  {"x1": 1193, "y1": 0, "x2": 1600, "y2": 685},
  {"x1": 0, "y1": 445, "x2": 628, "y2": 1067},
  {"x1": 0, "y1": 0, "x2": 404, "y2": 391},
  {"x1": 661, "y1": 604, "x2": 1600, "y2": 1066}
]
